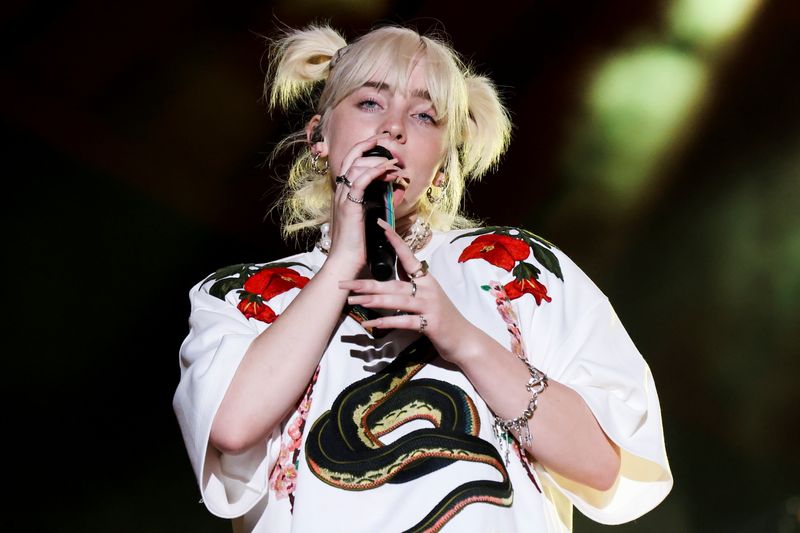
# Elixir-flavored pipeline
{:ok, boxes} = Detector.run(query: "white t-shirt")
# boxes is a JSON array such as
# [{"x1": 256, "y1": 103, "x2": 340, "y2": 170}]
[{"x1": 174, "y1": 227, "x2": 672, "y2": 532}]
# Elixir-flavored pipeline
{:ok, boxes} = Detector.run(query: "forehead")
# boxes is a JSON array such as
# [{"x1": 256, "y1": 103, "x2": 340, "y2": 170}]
[
  {"x1": 361, "y1": 61, "x2": 432, "y2": 98},
  {"x1": 320, "y1": 32, "x2": 464, "y2": 127}
]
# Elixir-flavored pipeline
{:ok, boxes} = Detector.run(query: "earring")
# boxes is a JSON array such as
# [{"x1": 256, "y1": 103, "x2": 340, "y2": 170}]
[
  {"x1": 426, "y1": 183, "x2": 446, "y2": 205},
  {"x1": 311, "y1": 153, "x2": 328, "y2": 175}
]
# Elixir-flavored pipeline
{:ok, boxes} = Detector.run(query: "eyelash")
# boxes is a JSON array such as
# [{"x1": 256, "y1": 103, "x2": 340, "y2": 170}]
[
  {"x1": 415, "y1": 112, "x2": 437, "y2": 125},
  {"x1": 357, "y1": 99, "x2": 438, "y2": 125},
  {"x1": 358, "y1": 99, "x2": 381, "y2": 111}
]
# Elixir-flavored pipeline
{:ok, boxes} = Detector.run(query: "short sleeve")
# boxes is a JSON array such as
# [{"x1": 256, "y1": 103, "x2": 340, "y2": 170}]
[
  {"x1": 536, "y1": 296, "x2": 673, "y2": 524},
  {"x1": 172, "y1": 279, "x2": 282, "y2": 519}
]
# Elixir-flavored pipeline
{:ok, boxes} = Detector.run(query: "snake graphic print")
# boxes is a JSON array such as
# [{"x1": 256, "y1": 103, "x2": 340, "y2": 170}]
[{"x1": 304, "y1": 337, "x2": 512, "y2": 532}]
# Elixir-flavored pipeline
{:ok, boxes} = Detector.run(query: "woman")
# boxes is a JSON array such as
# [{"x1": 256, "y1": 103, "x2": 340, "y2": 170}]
[{"x1": 174, "y1": 24, "x2": 672, "y2": 532}]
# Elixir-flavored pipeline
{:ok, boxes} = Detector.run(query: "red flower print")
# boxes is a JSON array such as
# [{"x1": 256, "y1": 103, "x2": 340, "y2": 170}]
[
  {"x1": 237, "y1": 297, "x2": 278, "y2": 323},
  {"x1": 504, "y1": 277, "x2": 552, "y2": 305},
  {"x1": 458, "y1": 234, "x2": 530, "y2": 271},
  {"x1": 237, "y1": 267, "x2": 310, "y2": 323},
  {"x1": 244, "y1": 267, "x2": 310, "y2": 301}
]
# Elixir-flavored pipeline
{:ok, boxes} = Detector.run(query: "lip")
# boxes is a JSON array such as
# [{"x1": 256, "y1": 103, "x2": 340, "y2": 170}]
[{"x1": 378, "y1": 145, "x2": 404, "y2": 169}]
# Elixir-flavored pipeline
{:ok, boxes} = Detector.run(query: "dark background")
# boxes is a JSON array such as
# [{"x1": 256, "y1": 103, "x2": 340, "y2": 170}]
[{"x1": 4, "y1": 1, "x2": 798, "y2": 531}]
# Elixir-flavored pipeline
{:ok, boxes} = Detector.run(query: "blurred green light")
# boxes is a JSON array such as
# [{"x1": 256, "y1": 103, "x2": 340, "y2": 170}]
[
  {"x1": 669, "y1": 0, "x2": 763, "y2": 52},
  {"x1": 577, "y1": 46, "x2": 706, "y2": 205}
]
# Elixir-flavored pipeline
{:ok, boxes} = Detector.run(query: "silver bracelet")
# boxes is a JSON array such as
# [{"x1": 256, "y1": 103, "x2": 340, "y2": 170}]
[{"x1": 493, "y1": 361, "x2": 548, "y2": 462}]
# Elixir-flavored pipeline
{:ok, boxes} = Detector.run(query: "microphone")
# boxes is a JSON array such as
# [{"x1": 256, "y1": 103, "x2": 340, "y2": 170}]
[{"x1": 362, "y1": 146, "x2": 396, "y2": 281}]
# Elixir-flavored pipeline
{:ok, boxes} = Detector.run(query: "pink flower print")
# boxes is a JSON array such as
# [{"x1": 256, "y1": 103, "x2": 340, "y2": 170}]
[
  {"x1": 270, "y1": 464, "x2": 289, "y2": 499},
  {"x1": 298, "y1": 397, "x2": 312, "y2": 415},
  {"x1": 268, "y1": 364, "x2": 320, "y2": 504},
  {"x1": 488, "y1": 282, "x2": 525, "y2": 357},
  {"x1": 281, "y1": 464, "x2": 297, "y2": 494},
  {"x1": 286, "y1": 418, "x2": 304, "y2": 451}
]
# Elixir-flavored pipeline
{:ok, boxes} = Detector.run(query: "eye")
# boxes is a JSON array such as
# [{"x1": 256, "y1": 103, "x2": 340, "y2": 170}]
[
  {"x1": 414, "y1": 111, "x2": 438, "y2": 125},
  {"x1": 358, "y1": 99, "x2": 381, "y2": 111}
]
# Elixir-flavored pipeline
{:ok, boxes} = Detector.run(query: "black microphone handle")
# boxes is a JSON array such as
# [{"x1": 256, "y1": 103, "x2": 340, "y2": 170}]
[{"x1": 362, "y1": 146, "x2": 396, "y2": 281}]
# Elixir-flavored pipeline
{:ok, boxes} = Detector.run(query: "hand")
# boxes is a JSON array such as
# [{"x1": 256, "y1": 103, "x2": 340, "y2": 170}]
[
  {"x1": 338, "y1": 219, "x2": 477, "y2": 364},
  {"x1": 326, "y1": 133, "x2": 402, "y2": 276}
]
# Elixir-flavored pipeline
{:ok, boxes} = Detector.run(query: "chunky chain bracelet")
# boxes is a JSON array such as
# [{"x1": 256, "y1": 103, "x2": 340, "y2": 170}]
[{"x1": 493, "y1": 361, "x2": 548, "y2": 455}]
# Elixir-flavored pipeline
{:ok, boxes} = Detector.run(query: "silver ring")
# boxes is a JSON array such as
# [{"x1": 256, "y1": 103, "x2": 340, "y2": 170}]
[
  {"x1": 409, "y1": 260, "x2": 429, "y2": 279},
  {"x1": 335, "y1": 175, "x2": 352, "y2": 188},
  {"x1": 346, "y1": 192, "x2": 365, "y2": 205},
  {"x1": 410, "y1": 279, "x2": 417, "y2": 298},
  {"x1": 418, "y1": 314, "x2": 427, "y2": 333}
]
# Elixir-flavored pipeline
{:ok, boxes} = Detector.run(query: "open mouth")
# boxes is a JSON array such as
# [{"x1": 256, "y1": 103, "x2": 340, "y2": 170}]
[{"x1": 391, "y1": 185, "x2": 406, "y2": 208}]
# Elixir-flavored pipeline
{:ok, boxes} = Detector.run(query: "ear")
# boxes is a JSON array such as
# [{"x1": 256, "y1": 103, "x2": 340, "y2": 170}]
[
  {"x1": 432, "y1": 168, "x2": 447, "y2": 187},
  {"x1": 305, "y1": 115, "x2": 328, "y2": 156}
]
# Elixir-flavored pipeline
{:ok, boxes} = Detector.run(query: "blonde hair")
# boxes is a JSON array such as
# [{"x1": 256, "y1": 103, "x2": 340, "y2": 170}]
[{"x1": 267, "y1": 24, "x2": 511, "y2": 238}]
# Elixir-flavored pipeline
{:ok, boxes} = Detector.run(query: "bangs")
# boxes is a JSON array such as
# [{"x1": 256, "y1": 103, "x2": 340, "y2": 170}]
[{"x1": 319, "y1": 27, "x2": 469, "y2": 133}]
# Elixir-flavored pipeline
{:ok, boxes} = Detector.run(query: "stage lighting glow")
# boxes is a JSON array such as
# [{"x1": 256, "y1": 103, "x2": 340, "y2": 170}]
[
  {"x1": 559, "y1": 0, "x2": 764, "y2": 219},
  {"x1": 584, "y1": 46, "x2": 706, "y2": 204},
  {"x1": 669, "y1": 0, "x2": 763, "y2": 53}
]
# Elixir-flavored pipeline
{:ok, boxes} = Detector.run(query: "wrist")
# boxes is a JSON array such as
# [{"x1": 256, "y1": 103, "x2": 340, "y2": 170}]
[
  {"x1": 439, "y1": 321, "x2": 488, "y2": 367},
  {"x1": 320, "y1": 252, "x2": 363, "y2": 281}
]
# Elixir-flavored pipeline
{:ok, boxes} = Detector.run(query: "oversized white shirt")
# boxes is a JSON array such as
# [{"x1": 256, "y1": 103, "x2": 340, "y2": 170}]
[{"x1": 174, "y1": 227, "x2": 672, "y2": 532}]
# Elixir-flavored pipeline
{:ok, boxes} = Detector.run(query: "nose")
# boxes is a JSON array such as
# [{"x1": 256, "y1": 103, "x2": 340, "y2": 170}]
[{"x1": 380, "y1": 110, "x2": 405, "y2": 142}]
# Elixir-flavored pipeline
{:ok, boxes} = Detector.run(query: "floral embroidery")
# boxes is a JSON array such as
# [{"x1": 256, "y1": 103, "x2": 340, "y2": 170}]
[
  {"x1": 485, "y1": 281, "x2": 542, "y2": 493},
  {"x1": 270, "y1": 365, "x2": 320, "y2": 506},
  {"x1": 237, "y1": 267, "x2": 310, "y2": 323},
  {"x1": 487, "y1": 282, "x2": 525, "y2": 357},
  {"x1": 454, "y1": 226, "x2": 563, "y2": 306},
  {"x1": 203, "y1": 262, "x2": 312, "y2": 323},
  {"x1": 203, "y1": 261, "x2": 317, "y2": 507},
  {"x1": 238, "y1": 295, "x2": 279, "y2": 323},
  {"x1": 504, "y1": 277, "x2": 552, "y2": 305},
  {"x1": 458, "y1": 234, "x2": 530, "y2": 271}
]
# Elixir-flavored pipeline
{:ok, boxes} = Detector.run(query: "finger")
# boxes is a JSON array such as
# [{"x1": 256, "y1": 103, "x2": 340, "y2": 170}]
[
  {"x1": 361, "y1": 314, "x2": 426, "y2": 332},
  {"x1": 349, "y1": 157, "x2": 399, "y2": 171},
  {"x1": 347, "y1": 294, "x2": 423, "y2": 313},
  {"x1": 376, "y1": 218, "x2": 422, "y2": 274},
  {"x1": 339, "y1": 133, "x2": 391, "y2": 174},
  {"x1": 339, "y1": 279, "x2": 408, "y2": 294},
  {"x1": 347, "y1": 162, "x2": 402, "y2": 191},
  {"x1": 333, "y1": 164, "x2": 399, "y2": 209}
]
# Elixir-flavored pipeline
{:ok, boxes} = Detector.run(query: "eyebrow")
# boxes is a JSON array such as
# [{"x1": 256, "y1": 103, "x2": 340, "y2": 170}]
[{"x1": 362, "y1": 81, "x2": 431, "y2": 101}]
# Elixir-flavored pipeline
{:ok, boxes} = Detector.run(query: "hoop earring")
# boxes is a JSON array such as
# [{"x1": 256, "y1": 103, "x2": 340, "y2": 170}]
[
  {"x1": 426, "y1": 183, "x2": 446, "y2": 205},
  {"x1": 311, "y1": 153, "x2": 328, "y2": 175}
]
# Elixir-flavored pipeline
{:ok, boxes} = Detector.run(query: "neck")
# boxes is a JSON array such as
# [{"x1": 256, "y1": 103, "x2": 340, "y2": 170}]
[{"x1": 394, "y1": 212, "x2": 417, "y2": 237}]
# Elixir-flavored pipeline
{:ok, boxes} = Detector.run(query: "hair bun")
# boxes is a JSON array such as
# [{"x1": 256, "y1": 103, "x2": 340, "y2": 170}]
[
  {"x1": 268, "y1": 25, "x2": 348, "y2": 111},
  {"x1": 462, "y1": 75, "x2": 511, "y2": 178}
]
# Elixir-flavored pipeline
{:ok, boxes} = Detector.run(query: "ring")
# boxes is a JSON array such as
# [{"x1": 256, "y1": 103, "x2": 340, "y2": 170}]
[
  {"x1": 409, "y1": 260, "x2": 429, "y2": 279},
  {"x1": 410, "y1": 279, "x2": 417, "y2": 298},
  {"x1": 335, "y1": 175, "x2": 352, "y2": 188},
  {"x1": 418, "y1": 314, "x2": 428, "y2": 333},
  {"x1": 346, "y1": 192, "x2": 365, "y2": 205}
]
